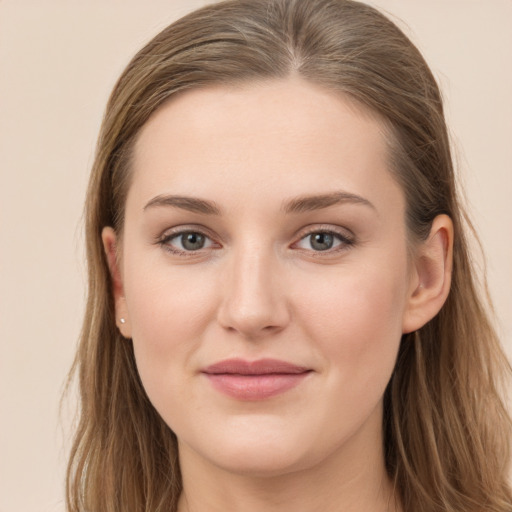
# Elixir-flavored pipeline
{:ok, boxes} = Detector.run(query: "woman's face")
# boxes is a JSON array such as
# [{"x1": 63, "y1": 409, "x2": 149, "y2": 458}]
[{"x1": 106, "y1": 78, "x2": 420, "y2": 477}]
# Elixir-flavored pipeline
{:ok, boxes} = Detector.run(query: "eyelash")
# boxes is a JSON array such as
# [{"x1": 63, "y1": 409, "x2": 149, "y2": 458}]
[{"x1": 156, "y1": 225, "x2": 355, "y2": 257}]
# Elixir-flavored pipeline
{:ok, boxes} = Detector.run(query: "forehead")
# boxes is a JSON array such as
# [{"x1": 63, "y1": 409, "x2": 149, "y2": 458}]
[{"x1": 128, "y1": 78, "x2": 402, "y2": 215}]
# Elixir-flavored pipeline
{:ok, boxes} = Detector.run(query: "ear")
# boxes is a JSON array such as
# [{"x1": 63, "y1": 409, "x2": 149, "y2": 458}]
[
  {"x1": 102, "y1": 227, "x2": 132, "y2": 338},
  {"x1": 402, "y1": 214, "x2": 454, "y2": 334}
]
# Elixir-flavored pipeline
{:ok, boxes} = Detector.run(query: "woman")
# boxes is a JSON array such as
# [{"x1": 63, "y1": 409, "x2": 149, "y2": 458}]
[{"x1": 66, "y1": 0, "x2": 512, "y2": 510}]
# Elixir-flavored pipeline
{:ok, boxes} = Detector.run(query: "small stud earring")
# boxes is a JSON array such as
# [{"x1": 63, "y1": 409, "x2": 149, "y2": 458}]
[{"x1": 120, "y1": 318, "x2": 126, "y2": 324}]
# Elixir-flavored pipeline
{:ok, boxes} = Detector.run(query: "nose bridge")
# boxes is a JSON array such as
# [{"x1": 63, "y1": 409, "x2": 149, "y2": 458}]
[{"x1": 217, "y1": 239, "x2": 288, "y2": 337}]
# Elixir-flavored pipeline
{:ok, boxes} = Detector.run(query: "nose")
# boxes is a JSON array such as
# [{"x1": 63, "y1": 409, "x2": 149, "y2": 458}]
[{"x1": 216, "y1": 246, "x2": 290, "y2": 339}]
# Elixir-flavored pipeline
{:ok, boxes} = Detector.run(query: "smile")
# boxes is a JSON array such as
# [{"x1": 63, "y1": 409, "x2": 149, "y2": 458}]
[{"x1": 201, "y1": 358, "x2": 312, "y2": 400}]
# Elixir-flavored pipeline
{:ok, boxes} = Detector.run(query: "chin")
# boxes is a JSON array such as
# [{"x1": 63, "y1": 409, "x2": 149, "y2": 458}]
[
  {"x1": 178, "y1": 415, "x2": 340, "y2": 478},
  {"x1": 206, "y1": 443, "x2": 309, "y2": 478}
]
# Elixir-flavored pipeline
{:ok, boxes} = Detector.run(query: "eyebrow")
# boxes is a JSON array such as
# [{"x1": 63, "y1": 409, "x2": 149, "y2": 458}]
[
  {"x1": 283, "y1": 191, "x2": 375, "y2": 214},
  {"x1": 143, "y1": 195, "x2": 221, "y2": 215},
  {"x1": 143, "y1": 190, "x2": 375, "y2": 215}
]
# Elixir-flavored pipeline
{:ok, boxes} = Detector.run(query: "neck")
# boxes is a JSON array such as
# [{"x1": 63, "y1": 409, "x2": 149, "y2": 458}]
[{"x1": 177, "y1": 407, "x2": 400, "y2": 512}]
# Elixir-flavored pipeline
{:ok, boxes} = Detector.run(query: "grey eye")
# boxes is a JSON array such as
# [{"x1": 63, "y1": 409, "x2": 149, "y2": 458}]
[
  {"x1": 180, "y1": 232, "x2": 206, "y2": 251},
  {"x1": 309, "y1": 233, "x2": 334, "y2": 251},
  {"x1": 295, "y1": 230, "x2": 352, "y2": 252},
  {"x1": 160, "y1": 229, "x2": 217, "y2": 254}
]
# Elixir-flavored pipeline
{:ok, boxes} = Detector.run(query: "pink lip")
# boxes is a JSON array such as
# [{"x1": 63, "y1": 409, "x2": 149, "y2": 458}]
[{"x1": 201, "y1": 358, "x2": 312, "y2": 400}]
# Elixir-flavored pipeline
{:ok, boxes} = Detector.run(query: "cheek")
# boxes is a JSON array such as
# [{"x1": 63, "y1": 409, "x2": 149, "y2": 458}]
[
  {"x1": 126, "y1": 257, "x2": 215, "y2": 338},
  {"x1": 122, "y1": 256, "x2": 218, "y2": 401},
  {"x1": 294, "y1": 261, "x2": 408, "y2": 388}
]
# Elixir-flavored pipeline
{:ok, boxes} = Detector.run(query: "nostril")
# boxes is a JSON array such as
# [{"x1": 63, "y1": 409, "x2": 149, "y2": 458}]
[{"x1": 217, "y1": 299, "x2": 290, "y2": 338}]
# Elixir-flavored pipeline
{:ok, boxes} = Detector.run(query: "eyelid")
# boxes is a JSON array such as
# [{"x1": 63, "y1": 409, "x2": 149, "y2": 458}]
[{"x1": 294, "y1": 224, "x2": 354, "y2": 241}]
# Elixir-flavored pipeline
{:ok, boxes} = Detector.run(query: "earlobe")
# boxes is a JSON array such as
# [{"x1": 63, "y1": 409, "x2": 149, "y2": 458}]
[
  {"x1": 402, "y1": 214, "x2": 454, "y2": 334},
  {"x1": 101, "y1": 227, "x2": 132, "y2": 338}
]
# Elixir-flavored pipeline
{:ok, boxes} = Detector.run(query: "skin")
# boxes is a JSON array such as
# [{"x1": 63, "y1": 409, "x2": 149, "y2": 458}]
[{"x1": 103, "y1": 78, "x2": 453, "y2": 512}]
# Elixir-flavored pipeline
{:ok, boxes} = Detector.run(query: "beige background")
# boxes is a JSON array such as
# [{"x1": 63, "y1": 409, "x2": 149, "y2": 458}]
[{"x1": 1, "y1": 1, "x2": 511, "y2": 511}]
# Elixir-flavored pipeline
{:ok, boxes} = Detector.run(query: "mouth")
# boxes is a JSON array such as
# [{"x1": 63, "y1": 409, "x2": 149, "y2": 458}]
[{"x1": 201, "y1": 358, "x2": 313, "y2": 400}]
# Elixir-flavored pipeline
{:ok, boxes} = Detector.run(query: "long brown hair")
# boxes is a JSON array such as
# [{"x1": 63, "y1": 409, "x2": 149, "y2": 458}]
[{"x1": 66, "y1": 1, "x2": 512, "y2": 510}]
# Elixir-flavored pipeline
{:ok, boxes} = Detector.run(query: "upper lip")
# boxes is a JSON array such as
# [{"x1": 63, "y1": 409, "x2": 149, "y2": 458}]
[{"x1": 202, "y1": 358, "x2": 311, "y2": 375}]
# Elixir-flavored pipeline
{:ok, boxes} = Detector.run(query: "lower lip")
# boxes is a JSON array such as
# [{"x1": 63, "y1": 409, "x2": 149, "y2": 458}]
[{"x1": 204, "y1": 372, "x2": 310, "y2": 400}]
